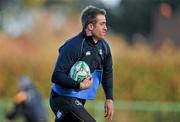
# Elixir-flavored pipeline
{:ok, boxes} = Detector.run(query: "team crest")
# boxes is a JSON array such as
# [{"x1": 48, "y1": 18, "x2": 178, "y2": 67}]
[
  {"x1": 99, "y1": 49, "x2": 103, "y2": 55},
  {"x1": 85, "y1": 51, "x2": 91, "y2": 56}
]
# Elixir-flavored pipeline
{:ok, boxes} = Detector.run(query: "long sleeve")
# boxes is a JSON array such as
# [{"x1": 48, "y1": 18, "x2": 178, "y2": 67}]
[
  {"x1": 102, "y1": 42, "x2": 113, "y2": 100},
  {"x1": 51, "y1": 44, "x2": 80, "y2": 90}
]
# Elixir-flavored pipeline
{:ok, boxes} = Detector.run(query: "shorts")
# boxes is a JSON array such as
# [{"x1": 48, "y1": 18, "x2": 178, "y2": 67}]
[{"x1": 50, "y1": 90, "x2": 96, "y2": 122}]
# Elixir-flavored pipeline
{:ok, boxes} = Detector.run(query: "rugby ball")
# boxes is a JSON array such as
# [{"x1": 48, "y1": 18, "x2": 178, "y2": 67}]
[{"x1": 69, "y1": 61, "x2": 91, "y2": 82}]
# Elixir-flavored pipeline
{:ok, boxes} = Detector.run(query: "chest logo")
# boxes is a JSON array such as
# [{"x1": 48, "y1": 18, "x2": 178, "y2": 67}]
[
  {"x1": 99, "y1": 49, "x2": 103, "y2": 55},
  {"x1": 85, "y1": 51, "x2": 91, "y2": 56}
]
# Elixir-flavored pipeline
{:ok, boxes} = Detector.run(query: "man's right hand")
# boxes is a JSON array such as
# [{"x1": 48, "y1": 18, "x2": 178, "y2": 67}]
[{"x1": 79, "y1": 75, "x2": 93, "y2": 90}]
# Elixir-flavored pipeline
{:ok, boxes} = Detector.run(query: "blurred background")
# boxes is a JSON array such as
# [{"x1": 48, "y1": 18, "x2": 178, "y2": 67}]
[{"x1": 0, "y1": 0, "x2": 180, "y2": 122}]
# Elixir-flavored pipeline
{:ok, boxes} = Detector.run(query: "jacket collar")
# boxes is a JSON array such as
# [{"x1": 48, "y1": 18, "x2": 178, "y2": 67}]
[{"x1": 81, "y1": 28, "x2": 100, "y2": 45}]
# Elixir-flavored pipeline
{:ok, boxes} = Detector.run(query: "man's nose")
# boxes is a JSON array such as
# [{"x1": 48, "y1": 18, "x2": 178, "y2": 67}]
[{"x1": 104, "y1": 25, "x2": 107, "y2": 31}]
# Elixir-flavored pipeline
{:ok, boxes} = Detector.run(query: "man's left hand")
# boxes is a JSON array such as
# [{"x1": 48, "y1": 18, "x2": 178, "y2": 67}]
[{"x1": 104, "y1": 99, "x2": 114, "y2": 121}]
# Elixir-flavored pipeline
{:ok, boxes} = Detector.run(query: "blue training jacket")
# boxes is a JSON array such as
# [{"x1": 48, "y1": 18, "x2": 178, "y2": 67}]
[{"x1": 51, "y1": 31, "x2": 113, "y2": 100}]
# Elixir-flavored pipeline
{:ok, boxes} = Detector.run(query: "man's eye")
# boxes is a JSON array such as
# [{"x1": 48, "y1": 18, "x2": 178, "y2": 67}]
[{"x1": 100, "y1": 23, "x2": 104, "y2": 26}]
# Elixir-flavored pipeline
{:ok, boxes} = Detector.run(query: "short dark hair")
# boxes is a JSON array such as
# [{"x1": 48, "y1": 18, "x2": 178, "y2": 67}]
[{"x1": 80, "y1": 5, "x2": 106, "y2": 28}]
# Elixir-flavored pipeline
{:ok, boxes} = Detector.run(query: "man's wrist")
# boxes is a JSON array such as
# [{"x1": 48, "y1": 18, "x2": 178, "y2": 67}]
[
  {"x1": 106, "y1": 99, "x2": 113, "y2": 102},
  {"x1": 79, "y1": 82, "x2": 85, "y2": 90},
  {"x1": 73, "y1": 81, "x2": 81, "y2": 90}
]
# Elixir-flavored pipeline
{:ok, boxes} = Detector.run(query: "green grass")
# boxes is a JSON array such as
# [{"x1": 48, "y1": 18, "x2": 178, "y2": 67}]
[{"x1": 1, "y1": 99, "x2": 180, "y2": 122}]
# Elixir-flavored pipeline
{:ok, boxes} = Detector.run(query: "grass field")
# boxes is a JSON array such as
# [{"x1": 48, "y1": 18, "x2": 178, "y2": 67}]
[{"x1": 1, "y1": 99, "x2": 180, "y2": 122}]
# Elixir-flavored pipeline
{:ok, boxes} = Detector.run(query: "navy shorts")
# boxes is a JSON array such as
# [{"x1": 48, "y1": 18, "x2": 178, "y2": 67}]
[{"x1": 50, "y1": 90, "x2": 96, "y2": 122}]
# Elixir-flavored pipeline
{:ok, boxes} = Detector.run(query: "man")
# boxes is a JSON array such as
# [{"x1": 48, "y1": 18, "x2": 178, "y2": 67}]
[
  {"x1": 50, "y1": 5, "x2": 114, "y2": 122},
  {"x1": 5, "y1": 76, "x2": 49, "y2": 122}
]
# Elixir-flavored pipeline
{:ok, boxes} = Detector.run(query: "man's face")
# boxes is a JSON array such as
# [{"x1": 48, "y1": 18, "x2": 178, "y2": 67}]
[{"x1": 92, "y1": 14, "x2": 107, "y2": 40}]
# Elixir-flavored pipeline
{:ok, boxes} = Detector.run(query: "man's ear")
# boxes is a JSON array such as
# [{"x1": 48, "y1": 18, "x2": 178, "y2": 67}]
[{"x1": 87, "y1": 23, "x2": 94, "y2": 31}]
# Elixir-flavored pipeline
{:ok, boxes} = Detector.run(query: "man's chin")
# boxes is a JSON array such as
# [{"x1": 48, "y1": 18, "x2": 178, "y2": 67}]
[
  {"x1": 95, "y1": 36, "x2": 105, "y2": 41},
  {"x1": 100, "y1": 36, "x2": 105, "y2": 40}
]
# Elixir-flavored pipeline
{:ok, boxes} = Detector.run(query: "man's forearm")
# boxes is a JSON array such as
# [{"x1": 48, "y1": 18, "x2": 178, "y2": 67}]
[{"x1": 51, "y1": 71, "x2": 80, "y2": 90}]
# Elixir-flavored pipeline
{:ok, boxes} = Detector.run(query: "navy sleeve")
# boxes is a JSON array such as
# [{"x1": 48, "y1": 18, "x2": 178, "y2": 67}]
[
  {"x1": 102, "y1": 42, "x2": 113, "y2": 100},
  {"x1": 51, "y1": 44, "x2": 80, "y2": 90}
]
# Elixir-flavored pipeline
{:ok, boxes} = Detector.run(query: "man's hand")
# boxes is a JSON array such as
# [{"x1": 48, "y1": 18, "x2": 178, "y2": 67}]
[
  {"x1": 104, "y1": 99, "x2": 114, "y2": 121},
  {"x1": 79, "y1": 75, "x2": 93, "y2": 90}
]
